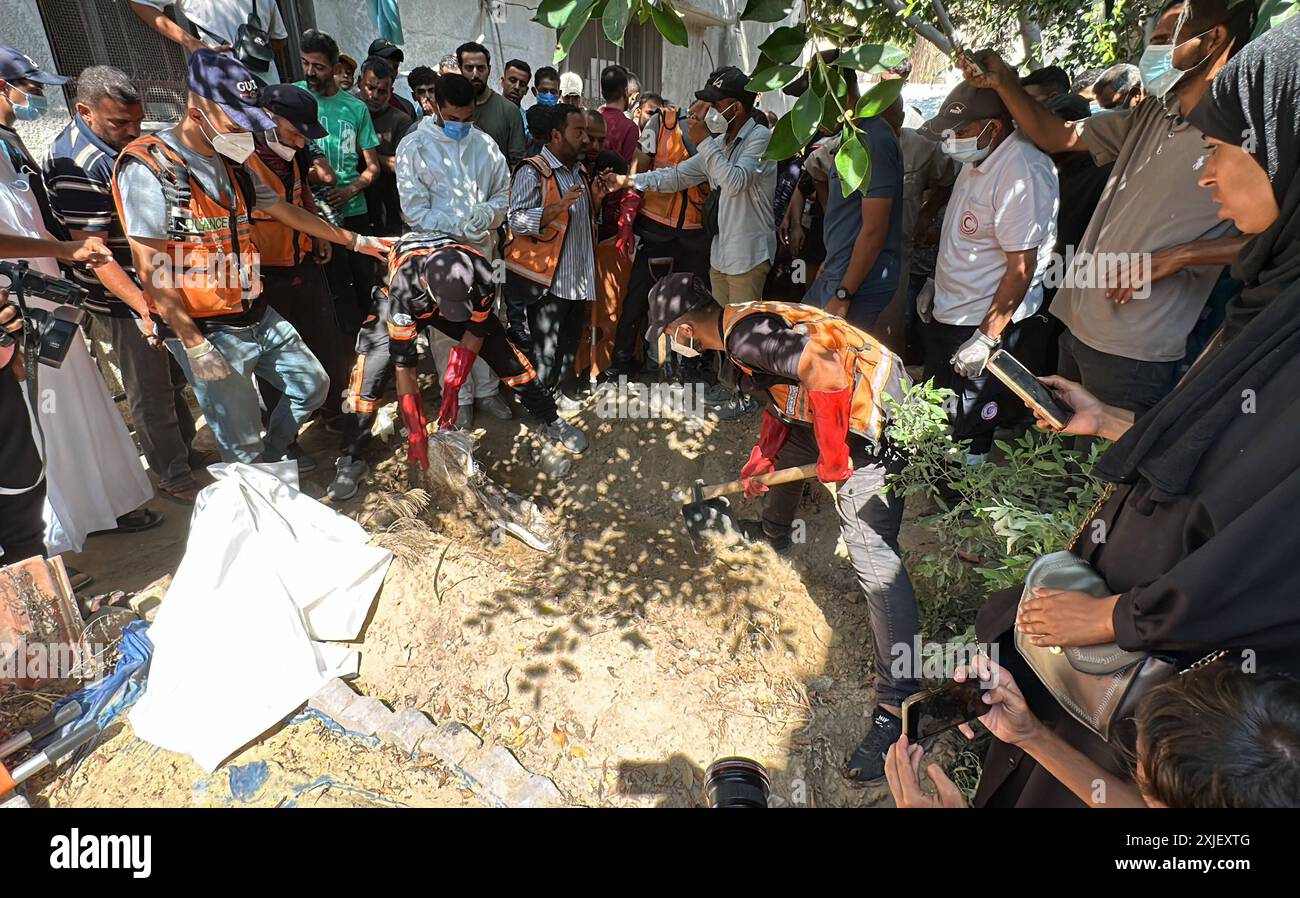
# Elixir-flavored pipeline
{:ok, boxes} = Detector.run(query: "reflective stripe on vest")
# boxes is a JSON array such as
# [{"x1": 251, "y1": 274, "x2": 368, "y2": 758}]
[
  {"x1": 638, "y1": 107, "x2": 708, "y2": 231},
  {"x1": 111, "y1": 134, "x2": 261, "y2": 320},
  {"x1": 720, "y1": 301, "x2": 906, "y2": 443},
  {"x1": 504, "y1": 155, "x2": 571, "y2": 286},
  {"x1": 245, "y1": 152, "x2": 312, "y2": 268}
]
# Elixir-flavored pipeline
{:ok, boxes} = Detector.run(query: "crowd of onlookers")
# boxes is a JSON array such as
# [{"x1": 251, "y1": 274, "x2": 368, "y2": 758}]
[{"x1": 2, "y1": 0, "x2": 1299, "y2": 807}]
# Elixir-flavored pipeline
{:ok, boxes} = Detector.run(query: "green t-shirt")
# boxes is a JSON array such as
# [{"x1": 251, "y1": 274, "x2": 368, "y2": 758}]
[{"x1": 295, "y1": 82, "x2": 379, "y2": 218}]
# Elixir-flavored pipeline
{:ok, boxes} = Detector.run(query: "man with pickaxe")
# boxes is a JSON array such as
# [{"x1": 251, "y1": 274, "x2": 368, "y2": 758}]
[{"x1": 647, "y1": 273, "x2": 921, "y2": 785}]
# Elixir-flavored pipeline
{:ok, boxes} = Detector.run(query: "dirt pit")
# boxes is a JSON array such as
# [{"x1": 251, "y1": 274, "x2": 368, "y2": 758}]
[
  {"x1": 349, "y1": 390, "x2": 939, "y2": 808},
  {"x1": 11, "y1": 383, "x2": 950, "y2": 808}
]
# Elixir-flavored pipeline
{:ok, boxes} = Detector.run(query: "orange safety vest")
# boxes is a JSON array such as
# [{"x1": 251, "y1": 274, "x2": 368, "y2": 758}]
[
  {"x1": 504, "y1": 154, "x2": 593, "y2": 287},
  {"x1": 721, "y1": 302, "x2": 909, "y2": 444},
  {"x1": 111, "y1": 134, "x2": 261, "y2": 319},
  {"x1": 638, "y1": 107, "x2": 709, "y2": 231},
  {"x1": 245, "y1": 151, "x2": 313, "y2": 268}
]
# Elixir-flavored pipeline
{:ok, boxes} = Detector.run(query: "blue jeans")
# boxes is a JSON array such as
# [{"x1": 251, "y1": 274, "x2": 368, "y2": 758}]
[{"x1": 167, "y1": 307, "x2": 328, "y2": 463}]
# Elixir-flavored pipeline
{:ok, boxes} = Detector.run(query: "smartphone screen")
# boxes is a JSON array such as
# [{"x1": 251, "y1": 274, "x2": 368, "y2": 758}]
[
  {"x1": 986, "y1": 349, "x2": 1073, "y2": 430},
  {"x1": 903, "y1": 681, "x2": 990, "y2": 741}
]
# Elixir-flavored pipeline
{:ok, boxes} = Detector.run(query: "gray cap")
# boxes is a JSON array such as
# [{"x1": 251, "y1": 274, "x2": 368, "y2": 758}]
[{"x1": 918, "y1": 81, "x2": 1008, "y2": 140}]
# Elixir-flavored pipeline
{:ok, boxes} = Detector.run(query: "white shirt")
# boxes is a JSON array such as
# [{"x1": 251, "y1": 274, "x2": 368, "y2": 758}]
[
  {"x1": 632, "y1": 117, "x2": 776, "y2": 276},
  {"x1": 933, "y1": 129, "x2": 1058, "y2": 326},
  {"x1": 131, "y1": 0, "x2": 288, "y2": 82},
  {"x1": 395, "y1": 118, "x2": 510, "y2": 260}
]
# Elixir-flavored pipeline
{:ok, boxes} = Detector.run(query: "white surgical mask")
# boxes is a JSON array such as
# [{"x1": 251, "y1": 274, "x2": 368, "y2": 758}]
[
  {"x1": 704, "y1": 105, "x2": 732, "y2": 136},
  {"x1": 941, "y1": 121, "x2": 993, "y2": 165},
  {"x1": 1140, "y1": 27, "x2": 1215, "y2": 99},
  {"x1": 669, "y1": 327, "x2": 700, "y2": 358},
  {"x1": 267, "y1": 131, "x2": 297, "y2": 161},
  {"x1": 199, "y1": 109, "x2": 256, "y2": 164}
]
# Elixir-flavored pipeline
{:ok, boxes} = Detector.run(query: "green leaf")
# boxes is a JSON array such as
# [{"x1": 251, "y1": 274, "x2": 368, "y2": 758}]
[
  {"x1": 739, "y1": 0, "x2": 794, "y2": 23},
  {"x1": 817, "y1": 65, "x2": 850, "y2": 131},
  {"x1": 833, "y1": 44, "x2": 909, "y2": 74},
  {"x1": 757, "y1": 25, "x2": 806, "y2": 64},
  {"x1": 536, "y1": 0, "x2": 583, "y2": 28},
  {"x1": 603, "y1": 0, "x2": 632, "y2": 45},
  {"x1": 835, "y1": 127, "x2": 871, "y2": 198},
  {"x1": 647, "y1": 1, "x2": 688, "y2": 47},
  {"x1": 762, "y1": 112, "x2": 801, "y2": 161},
  {"x1": 789, "y1": 88, "x2": 822, "y2": 145},
  {"x1": 747, "y1": 61, "x2": 802, "y2": 92},
  {"x1": 855, "y1": 77, "x2": 907, "y2": 118},
  {"x1": 555, "y1": 0, "x2": 597, "y2": 63}
]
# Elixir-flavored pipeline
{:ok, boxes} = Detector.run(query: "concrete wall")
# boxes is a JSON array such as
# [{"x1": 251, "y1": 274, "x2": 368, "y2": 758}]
[
  {"x1": 10, "y1": 0, "x2": 795, "y2": 160},
  {"x1": 9, "y1": 0, "x2": 73, "y2": 160}
]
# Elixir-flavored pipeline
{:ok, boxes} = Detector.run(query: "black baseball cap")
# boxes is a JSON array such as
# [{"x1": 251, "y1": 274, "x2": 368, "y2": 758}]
[
  {"x1": 418, "y1": 246, "x2": 495, "y2": 323},
  {"x1": 187, "y1": 49, "x2": 274, "y2": 132},
  {"x1": 918, "y1": 81, "x2": 1008, "y2": 141},
  {"x1": 696, "y1": 66, "x2": 755, "y2": 103},
  {"x1": 0, "y1": 45, "x2": 67, "y2": 85},
  {"x1": 261, "y1": 84, "x2": 328, "y2": 139},
  {"x1": 368, "y1": 39, "x2": 404, "y2": 64},
  {"x1": 645, "y1": 273, "x2": 716, "y2": 343}
]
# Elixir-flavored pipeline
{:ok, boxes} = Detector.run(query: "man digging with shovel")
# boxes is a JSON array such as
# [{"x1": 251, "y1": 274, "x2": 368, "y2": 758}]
[{"x1": 648, "y1": 273, "x2": 921, "y2": 786}]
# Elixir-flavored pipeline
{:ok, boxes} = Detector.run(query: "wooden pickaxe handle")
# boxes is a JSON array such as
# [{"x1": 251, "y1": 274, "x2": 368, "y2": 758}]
[{"x1": 693, "y1": 462, "x2": 821, "y2": 502}]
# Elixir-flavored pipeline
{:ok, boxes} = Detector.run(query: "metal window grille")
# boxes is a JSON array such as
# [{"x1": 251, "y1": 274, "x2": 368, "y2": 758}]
[
  {"x1": 36, "y1": 0, "x2": 192, "y2": 121},
  {"x1": 563, "y1": 20, "x2": 664, "y2": 107}
]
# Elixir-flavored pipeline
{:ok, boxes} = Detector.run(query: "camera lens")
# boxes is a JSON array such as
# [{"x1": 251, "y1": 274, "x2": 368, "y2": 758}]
[{"x1": 705, "y1": 757, "x2": 770, "y2": 808}]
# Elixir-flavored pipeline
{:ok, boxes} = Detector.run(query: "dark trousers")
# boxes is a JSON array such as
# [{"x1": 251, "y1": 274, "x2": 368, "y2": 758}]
[
  {"x1": 340, "y1": 302, "x2": 558, "y2": 458},
  {"x1": 323, "y1": 214, "x2": 380, "y2": 338},
  {"x1": 260, "y1": 261, "x2": 357, "y2": 421},
  {"x1": 922, "y1": 319, "x2": 1027, "y2": 455},
  {"x1": 1056, "y1": 329, "x2": 1177, "y2": 417},
  {"x1": 0, "y1": 372, "x2": 47, "y2": 562},
  {"x1": 611, "y1": 228, "x2": 711, "y2": 371},
  {"x1": 761, "y1": 428, "x2": 919, "y2": 708},
  {"x1": 105, "y1": 313, "x2": 195, "y2": 486},
  {"x1": 526, "y1": 293, "x2": 589, "y2": 396}
]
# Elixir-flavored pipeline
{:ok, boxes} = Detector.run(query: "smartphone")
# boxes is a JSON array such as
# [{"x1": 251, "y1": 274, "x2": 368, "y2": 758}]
[
  {"x1": 986, "y1": 348, "x2": 1074, "y2": 431},
  {"x1": 902, "y1": 680, "x2": 991, "y2": 742}
]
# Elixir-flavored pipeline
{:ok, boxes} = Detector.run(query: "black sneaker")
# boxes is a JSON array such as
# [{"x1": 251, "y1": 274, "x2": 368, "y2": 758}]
[{"x1": 845, "y1": 707, "x2": 903, "y2": 785}]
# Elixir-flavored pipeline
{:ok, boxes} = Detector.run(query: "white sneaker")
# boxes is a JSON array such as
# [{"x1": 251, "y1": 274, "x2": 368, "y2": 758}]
[
  {"x1": 540, "y1": 418, "x2": 588, "y2": 453},
  {"x1": 327, "y1": 455, "x2": 369, "y2": 501}
]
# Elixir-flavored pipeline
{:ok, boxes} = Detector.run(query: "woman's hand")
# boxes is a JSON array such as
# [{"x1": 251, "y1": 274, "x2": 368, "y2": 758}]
[
  {"x1": 884, "y1": 733, "x2": 968, "y2": 808},
  {"x1": 955, "y1": 653, "x2": 1045, "y2": 747},
  {"x1": 1016, "y1": 588, "x2": 1119, "y2": 648},
  {"x1": 1031, "y1": 375, "x2": 1132, "y2": 441}
]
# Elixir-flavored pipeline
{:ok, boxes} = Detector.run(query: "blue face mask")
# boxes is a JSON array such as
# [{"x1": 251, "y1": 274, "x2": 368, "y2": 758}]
[
  {"x1": 536, "y1": 92, "x2": 558, "y2": 107},
  {"x1": 1139, "y1": 26, "x2": 1215, "y2": 99},
  {"x1": 442, "y1": 119, "x2": 471, "y2": 141},
  {"x1": 11, "y1": 85, "x2": 48, "y2": 122}
]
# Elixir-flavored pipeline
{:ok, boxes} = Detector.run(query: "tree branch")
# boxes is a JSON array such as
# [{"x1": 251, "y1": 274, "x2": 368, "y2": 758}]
[{"x1": 878, "y1": 0, "x2": 954, "y2": 55}]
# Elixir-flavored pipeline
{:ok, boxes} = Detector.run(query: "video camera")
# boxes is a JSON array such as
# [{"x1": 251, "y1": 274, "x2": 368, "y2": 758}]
[{"x1": 0, "y1": 260, "x2": 89, "y2": 369}]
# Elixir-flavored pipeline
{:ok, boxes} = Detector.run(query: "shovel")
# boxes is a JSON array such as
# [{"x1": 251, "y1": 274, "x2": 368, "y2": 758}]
[{"x1": 681, "y1": 463, "x2": 820, "y2": 548}]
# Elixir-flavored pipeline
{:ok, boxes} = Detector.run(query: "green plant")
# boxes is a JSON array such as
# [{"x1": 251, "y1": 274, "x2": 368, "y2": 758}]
[{"x1": 885, "y1": 379, "x2": 1107, "y2": 640}]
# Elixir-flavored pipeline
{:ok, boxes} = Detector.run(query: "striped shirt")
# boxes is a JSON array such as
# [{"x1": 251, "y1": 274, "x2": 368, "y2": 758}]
[
  {"x1": 43, "y1": 114, "x2": 137, "y2": 317},
  {"x1": 507, "y1": 147, "x2": 595, "y2": 302}
]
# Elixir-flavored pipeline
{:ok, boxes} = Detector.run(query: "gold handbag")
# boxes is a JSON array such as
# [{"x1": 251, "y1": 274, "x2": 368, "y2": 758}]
[{"x1": 1014, "y1": 486, "x2": 1223, "y2": 742}]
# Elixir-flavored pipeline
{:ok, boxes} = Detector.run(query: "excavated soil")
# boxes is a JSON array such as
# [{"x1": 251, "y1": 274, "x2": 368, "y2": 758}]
[{"x1": 10, "y1": 377, "x2": 952, "y2": 808}]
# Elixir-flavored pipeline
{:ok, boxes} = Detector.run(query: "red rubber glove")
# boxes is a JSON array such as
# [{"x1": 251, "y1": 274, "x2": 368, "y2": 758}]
[
  {"x1": 438, "y1": 346, "x2": 479, "y2": 430},
  {"x1": 740, "y1": 410, "x2": 792, "y2": 498},
  {"x1": 614, "y1": 192, "x2": 641, "y2": 259},
  {"x1": 400, "y1": 392, "x2": 429, "y2": 469},
  {"x1": 809, "y1": 384, "x2": 852, "y2": 483}
]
